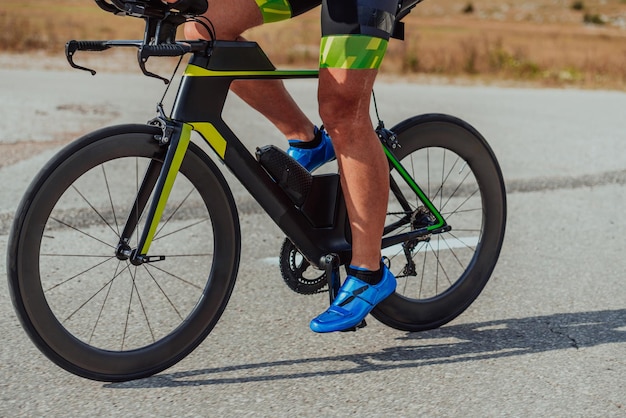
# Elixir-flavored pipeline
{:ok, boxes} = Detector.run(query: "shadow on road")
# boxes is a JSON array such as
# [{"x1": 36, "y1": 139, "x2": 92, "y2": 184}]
[{"x1": 105, "y1": 309, "x2": 625, "y2": 388}]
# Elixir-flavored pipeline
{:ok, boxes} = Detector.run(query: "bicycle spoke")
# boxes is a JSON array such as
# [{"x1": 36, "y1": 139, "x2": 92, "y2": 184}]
[
  {"x1": 160, "y1": 253, "x2": 214, "y2": 257},
  {"x1": 433, "y1": 155, "x2": 463, "y2": 209},
  {"x1": 121, "y1": 265, "x2": 139, "y2": 350},
  {"x1": 411, "y1": 153, "x2": 421, "y2": 207},
  {"x1": 89, "y1": 261, "x2": 122, "y2": 344},
  {"x1": 46, "y1": 256, "x2": 117, "y2": 292},
  {"x1": 439, "y1": 234, "x2": 469, "y2": 269},
  {"x1": 441, "y1": 207, "x2": 482, "y2": 217},
  {"x1": 448, "y1": 228, "x2": 481, "y2": 233},
  {"x1": 427, "y1": 239, "x2": 453, "y2": 289},
  {"x1": 62, "y1": 262, "x2": 130, "y2": 323},
  {"x1": 154, "y1": 218, "x2": 210, "y2": 241},
  {"x1": 50, "y1": 217, "x2": 116, "y2": 250},
  {"x1": 41, "y1": 253, "x2": 112, "y2": 258},
  {"x1": 132, "y1": 275, "x2": 157, "y2": 344},
  {"x1": 419, "y1": 245, "x2": 427, "y2": 299},
  {"x1": 153, "y1": 188, "x2": 195, "y2": 240},
  {"x1": 102, "y1": 164, "x2": 121, "y2": 237},
  {"x1": 444, "y1": 189, "x2": 480, "y2": 220},
  {"x1": 71, "y1": 185, "x2": 120, "y2": 239},
  {"x1": 145, "y1": 263, "x2": 204, "y2": 290},
  {"x1": 439, "y1": 149, "x2": 446, "y2": 214},
  {"x1": 446, "y1": 230, "x2": 480, "y2": 252},
  {"x1": 425, "y1": 149, "x2": 430, "y2": 199},
  {"x1": 439, "y1": 169, "x2": 473, "y2": 213},
  {"x1": 141, "y1": 265, "x2": 185, "y2": 320}
]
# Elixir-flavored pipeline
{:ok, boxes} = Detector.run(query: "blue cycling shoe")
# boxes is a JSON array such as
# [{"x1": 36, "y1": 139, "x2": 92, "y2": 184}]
[
  {"x1": 287, "y1": 126, "x2": 335, "y2": 172},
  {"x1": 310, "y1": 265, "x2": 396, "y2": 333}
]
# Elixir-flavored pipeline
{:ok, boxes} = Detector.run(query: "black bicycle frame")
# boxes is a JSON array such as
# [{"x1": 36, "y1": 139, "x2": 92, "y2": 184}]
[{"x1": 131, "y1": 40, "x2": 447, "y2": 269}]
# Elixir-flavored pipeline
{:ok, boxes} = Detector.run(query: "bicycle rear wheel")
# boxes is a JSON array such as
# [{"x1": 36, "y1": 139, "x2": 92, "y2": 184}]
[
  {"x1": 7, "y1": 124, "x2": 240, "y2": 381},
  {"x1": 372, "y1": 114, "x2": 506, "y2": 331}
]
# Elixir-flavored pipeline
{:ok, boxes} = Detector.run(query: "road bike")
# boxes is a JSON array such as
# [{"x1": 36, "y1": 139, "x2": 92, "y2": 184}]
[{"x1": 7, "y1": 0, "x2": 506, "y2": 381}]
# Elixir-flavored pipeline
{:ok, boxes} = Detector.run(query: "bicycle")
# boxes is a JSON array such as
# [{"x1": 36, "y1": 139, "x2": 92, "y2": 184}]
[{"x1": 7, "y1": 0, "x2": 506, "y2": 382}]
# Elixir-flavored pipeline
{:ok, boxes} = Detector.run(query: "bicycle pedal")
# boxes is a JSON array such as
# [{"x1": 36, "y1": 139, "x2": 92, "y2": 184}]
[{"x1": 340, "y1": 319, "x2": 367, "y2": 332}]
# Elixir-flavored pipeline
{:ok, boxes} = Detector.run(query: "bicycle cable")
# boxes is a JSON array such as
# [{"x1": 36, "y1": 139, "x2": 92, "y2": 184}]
[
  {"x1": 189, "y1": 15, "x2": 216, "y2": 42},
  {"x1": 372, "y1": 89, "x2": 383, "y2": 127},
  {"x1": 158, "y1": 15, "x2": 217, "y2": 117},
  {"x1": 157, "y1": 54, "x2": 185, "y2": 118}
]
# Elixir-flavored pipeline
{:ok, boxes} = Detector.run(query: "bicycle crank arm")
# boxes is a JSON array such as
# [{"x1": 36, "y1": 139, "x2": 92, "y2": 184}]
[{"x1": 320, "y1": 253, "x2": 367, "y2": 332}]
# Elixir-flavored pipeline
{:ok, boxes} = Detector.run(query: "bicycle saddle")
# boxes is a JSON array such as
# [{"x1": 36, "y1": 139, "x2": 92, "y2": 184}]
[
  {"x1": 397, "y1": 0, "x2": 423, "y2": 20},
  {"x1": 392, "y1": 0, "x2": 423, "y2": 40},
  {"x1": 94, "y1": 0, "x2": 207, "y2": 18}
]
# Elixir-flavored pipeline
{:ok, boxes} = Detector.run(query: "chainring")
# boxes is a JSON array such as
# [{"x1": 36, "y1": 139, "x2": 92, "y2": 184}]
[{"x1": 279, "y1": 238, "x2": 327, "y2": 295}]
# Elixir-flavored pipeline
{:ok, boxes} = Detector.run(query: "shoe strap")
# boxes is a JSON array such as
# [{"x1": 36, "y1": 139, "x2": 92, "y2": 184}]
[
  {"x1": 336, "y1": 283, "x2": 375, "y2": 308},
  {"x1": 326, "y1": 305, "x2": 353, "y2": 317}
]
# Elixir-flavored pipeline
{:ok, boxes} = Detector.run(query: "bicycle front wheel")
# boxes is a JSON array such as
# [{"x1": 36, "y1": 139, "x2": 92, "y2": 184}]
[
  {"x1": 7, "y1": 124, "x2": 240, "y2": 381},
  {"x1": 373, "y1": 114, "x2": 506, "y2": 331}
]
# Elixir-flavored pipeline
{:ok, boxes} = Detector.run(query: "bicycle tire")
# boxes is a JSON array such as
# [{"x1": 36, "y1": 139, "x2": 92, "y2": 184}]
[
  {"x1": 372, "y1": 114, "x2": 506, "y2": 331},
  {"x1": 7, "y1": 124, "x2": 240, "y2": 381}
]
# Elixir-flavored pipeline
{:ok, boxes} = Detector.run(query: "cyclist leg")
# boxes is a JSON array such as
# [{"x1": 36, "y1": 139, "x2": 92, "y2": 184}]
[
  {"x1": 320, "y1": 68, "x2": 387, "y2": 270},
  {"x1": 311, "y1": 0, "x2": 401, "y2": 332},
  {"x1": 182, "y1": 0, "x2": 320, "y2": 142}
]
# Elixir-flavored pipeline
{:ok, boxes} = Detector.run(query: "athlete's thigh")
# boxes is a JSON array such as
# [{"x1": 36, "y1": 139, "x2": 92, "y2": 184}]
[
  {"x1": 256, "y1": 0, "x2": 321, "y2": 23},
  {"x1": 186, "y1": 0, "x2": 263, "y2": 39},
  {"x1": 189, "y1": 0, "x2": 321, "y2": 39}
]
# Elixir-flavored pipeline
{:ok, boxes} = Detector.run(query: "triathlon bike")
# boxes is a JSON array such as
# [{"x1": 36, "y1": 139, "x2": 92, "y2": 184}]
[{"x1": 7, "y1": 0, "x2": 506, "y2": 381}]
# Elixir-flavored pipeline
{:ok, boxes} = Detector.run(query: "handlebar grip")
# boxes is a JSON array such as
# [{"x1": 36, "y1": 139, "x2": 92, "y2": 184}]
[
  {"x1": 68, "y1": 40, "x2": 111, "y2": 52},
  {"x1": 138, "y1": 43, "x2": 194, "y2": 83},
  {"x1": 140, "y1": 44, "x2": 191, "y2": 57}
]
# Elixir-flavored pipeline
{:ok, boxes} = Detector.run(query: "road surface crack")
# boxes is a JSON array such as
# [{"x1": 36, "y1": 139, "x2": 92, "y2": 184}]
[{"x1": 547, "y1": 323, "x2": 579, "y2": 349}]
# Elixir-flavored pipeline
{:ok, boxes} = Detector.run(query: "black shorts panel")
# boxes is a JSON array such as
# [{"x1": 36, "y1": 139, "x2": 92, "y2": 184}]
[
  {"x1": 288, "y1": 0, "x2": 401, "y2": 40},
  {"x1": 289, "y1": 0, "x2": 321, "y2": 16}
]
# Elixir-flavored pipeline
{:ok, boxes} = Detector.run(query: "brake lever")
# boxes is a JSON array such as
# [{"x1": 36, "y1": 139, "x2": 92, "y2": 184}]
[
  {"x1": 138, "y1": 43, "x2": 191, "y2": 84},
  {"x1": 65, "y1": 40, "x2": 111, "y2": 75},
  {"x1": 138, "y1": 49, "x2": 170, "y2": 84}
]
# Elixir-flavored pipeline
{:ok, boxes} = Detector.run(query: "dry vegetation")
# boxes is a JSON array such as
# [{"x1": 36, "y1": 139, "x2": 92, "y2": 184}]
[{"x1": 2, "y1": 0, "x2": 626, "y2": 89}]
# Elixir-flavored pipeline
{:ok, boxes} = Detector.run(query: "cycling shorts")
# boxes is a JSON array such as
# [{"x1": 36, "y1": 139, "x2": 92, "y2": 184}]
[{"x1": 254, "y1": 0, "x2": 401, "y2": 69}]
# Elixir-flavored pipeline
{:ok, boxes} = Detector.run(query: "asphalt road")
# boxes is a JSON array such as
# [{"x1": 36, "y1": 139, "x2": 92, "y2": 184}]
[{"x1": 0, "y1": 67, "x2": 625, "y2": 417}]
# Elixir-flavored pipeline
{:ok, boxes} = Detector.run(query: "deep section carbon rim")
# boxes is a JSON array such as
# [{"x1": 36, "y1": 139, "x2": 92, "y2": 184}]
[
  {"x1": 9, "y1": 126, "x2": 240, "y2": 380},
  {"x1": 374, "y1": 115, "x2": 506, "y2": 331}
]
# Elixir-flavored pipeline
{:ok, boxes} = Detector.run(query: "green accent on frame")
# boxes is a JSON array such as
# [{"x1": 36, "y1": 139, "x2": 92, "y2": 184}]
[
  {"x1": 192, "y1": 122, "x2": 227, "y2": 159},
  {"x1": 383, "y1": 146, "x2": 446, "y2": 231},
  {"x1": 319, "y1": 35, "x2": 389, "y2": 69},
  {"x1": 183, "y1": 64, "x2": 319, "y2": 78},
  {"x1": 255, "y1": 0, "x2": 292, "y2": 23}
]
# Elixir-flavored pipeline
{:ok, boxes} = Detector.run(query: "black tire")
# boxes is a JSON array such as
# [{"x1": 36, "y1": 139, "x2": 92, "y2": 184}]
[
  {"x1": 372, "y1": 114, "x2": 506, "y2": 331},
  {"x1": 7, "y1": 124, "x2": 240, "y2": 381}
]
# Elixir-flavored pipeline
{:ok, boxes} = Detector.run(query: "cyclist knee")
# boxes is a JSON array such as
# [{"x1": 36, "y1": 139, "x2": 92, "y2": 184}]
[
  {"x1": 183, "y1": 0, "x2": 263, "y2": 41},
  {"x1": 319, "y1": 90, "x2": 372, "y2": 145},
  {"x1": 318, "y1": 68, "x2": 377, "y2": 135},
  {"x1": 319, "y1": 96, "x2": 361, "y2": 131}
]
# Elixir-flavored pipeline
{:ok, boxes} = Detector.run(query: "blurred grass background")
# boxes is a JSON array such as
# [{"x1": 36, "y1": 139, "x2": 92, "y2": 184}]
[{"x1": 2, "y1": 0, "x2": 626, "y2": 89}]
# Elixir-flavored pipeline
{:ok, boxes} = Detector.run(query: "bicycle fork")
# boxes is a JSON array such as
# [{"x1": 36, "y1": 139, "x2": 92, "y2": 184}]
[{"x1": 115, "y1": 119, "x2": 191, "y2": 265}]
